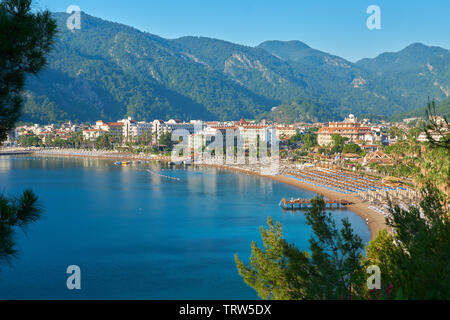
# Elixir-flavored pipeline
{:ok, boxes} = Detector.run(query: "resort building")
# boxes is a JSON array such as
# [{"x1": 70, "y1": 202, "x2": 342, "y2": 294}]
[
  {"x1": 117, "y1": 118, "x2": 153, "y2": 139},
  {"x1": 94, "y1": 120, "x2": 124, "y2": 137},
  {"x1": 105, "y1": 123, "x2": 125, "y2": 137},
  {"x1": 238, "y1": 126, "x2": 271, "y2": 149},
  {"x1": 135, "y1": 122, "x2": 153, "y2": 137},
  {"x1": 82, "y1": 129, "x2": 107, "y2": 141},
  {"x1": 166, "y1": 119, "x2": 197, "y2": 135},
  {"x1": 361, "y1": 150, "x2": 393, "y2": 166},
  {"x1": 234, "y1": 119, "x2": 280, "y2": 149},
  {"x1": 150, "y1": 119, "x2": 204, "y2": 141},
  {"x1": 118, "y1": 117, "x2": 138, "y2": 139},
  {"x1": 275, "y1": 125, "x2": 298, "y2": 140},
  {"x1": 152, "y1": 120, "x2": 171, "y2": 140},
  {"x1": 187, "y1": 133, "x2": 207, "y2": 152},
  {"x1": 318, "y1": 115, "x2": 372, "y2": 146},
  {"x1": 209, "y1": 126, "x2": 240, "y2": 148}
]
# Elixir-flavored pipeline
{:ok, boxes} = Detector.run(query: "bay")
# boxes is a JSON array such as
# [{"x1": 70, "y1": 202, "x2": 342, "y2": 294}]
[{"x1": 0, "y1": 156, "x2": 370, "y2": 299}]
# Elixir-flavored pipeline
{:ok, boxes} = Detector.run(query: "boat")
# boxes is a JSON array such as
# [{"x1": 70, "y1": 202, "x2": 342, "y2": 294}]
[{"x1": 114, "y1": 161, "x2": 133, "y2": 166}]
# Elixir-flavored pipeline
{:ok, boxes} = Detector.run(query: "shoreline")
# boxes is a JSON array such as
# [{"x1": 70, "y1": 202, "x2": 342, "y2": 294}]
[
  {"x1": 8, "y1": 149, "x2": 386, "y2": 240},
  {"x1": 201, "y1": 164, "x2": 386, "y2": 241}
]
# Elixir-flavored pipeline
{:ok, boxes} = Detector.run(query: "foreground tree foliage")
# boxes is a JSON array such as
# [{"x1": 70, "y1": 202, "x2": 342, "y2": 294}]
[
  {"x1": 236, "y1": 186, "x2": 449, "y2": 300},
  {"x1": 235, "y1": 198, "x2": 368, "y2": 300},
  {"x1": 0, "y1": 190, "x2": 42, "y2": 263},
  {"x1": 365, "y1": 186, "x2": 450, "y2": 299},
  {"x1": 0, "y1": 0, "x2": 56, "y2": 266},
  {"x1": 425, "y1": 99, "x2": 449, "y2": 150},
  {"x1": 0, "y1": 0, "x2": 57, "y2": 141}
]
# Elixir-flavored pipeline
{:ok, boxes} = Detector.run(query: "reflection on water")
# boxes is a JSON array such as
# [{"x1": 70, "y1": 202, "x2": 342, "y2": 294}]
[
  {"x1": 0, "y1": 156, "x2": 371, "y2": 300},
  {"x1": 0, "y1": 158, "x2": 11, "y2": 173}
]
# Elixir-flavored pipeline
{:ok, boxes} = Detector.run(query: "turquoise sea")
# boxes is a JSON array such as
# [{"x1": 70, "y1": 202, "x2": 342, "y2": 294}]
[{"x1": 0, "y1": 156, "x2": 370, "y2": 299}]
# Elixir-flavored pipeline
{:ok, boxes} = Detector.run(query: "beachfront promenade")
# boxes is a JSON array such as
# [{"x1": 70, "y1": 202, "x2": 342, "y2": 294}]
[
  {"x1": 32, "y1": 148, "x2": 172, "y2": 161},
  {"x1": 0, "y1": 147, "x2": 34, "y2": 156}
]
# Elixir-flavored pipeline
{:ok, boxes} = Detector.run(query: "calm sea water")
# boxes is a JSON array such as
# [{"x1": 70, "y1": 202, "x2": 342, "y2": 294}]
[{"x1": 0, "y1": 156, "x2": 370, "y2": 300}]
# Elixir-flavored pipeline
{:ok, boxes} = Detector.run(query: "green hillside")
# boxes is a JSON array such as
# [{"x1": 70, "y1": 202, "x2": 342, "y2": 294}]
[{"x1": 21, "y1": 12, "x2": 450, "y2": 124}]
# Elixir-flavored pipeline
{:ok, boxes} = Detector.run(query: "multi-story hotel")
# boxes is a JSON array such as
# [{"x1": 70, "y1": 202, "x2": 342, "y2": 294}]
[
  {"x1": 82, "y1": 129, "x2": 107, "y2": 141},
  {"x1": 94, "y1": 120, "x2": 124, "y2": 137},
  {"x1": 151, "y1": 120, "x2": 171, "y2": 140},
  {"x1": 318, "y1": 114, "x2": 372, "y2": 146},
  {"x1": 275, "y1": 125, "x2": 298, "y2": 140},
  {"x1": 118, "y1": 118, "x2": 153, "y2": 139}
]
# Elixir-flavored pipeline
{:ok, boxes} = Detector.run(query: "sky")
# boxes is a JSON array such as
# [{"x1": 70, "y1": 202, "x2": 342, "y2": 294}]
[{"x1": 34, "y1": 0, "x2": 450, "y2": 62}]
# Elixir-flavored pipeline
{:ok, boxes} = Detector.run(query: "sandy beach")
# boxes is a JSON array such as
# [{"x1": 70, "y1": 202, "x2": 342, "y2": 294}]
[
  {"x1": 272, "y1": 176, "x2": 387, "y2": 240},
  {"x1": 202, "y1": 164, "x2": 387, "y2": 240},
  {"x1": 26, "y1": 149, "x2": 386, "y2": 240}
]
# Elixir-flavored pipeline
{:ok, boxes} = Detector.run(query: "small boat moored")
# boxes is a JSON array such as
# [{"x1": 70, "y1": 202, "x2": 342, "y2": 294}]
[{"x1": 114, "y1": 161, "x2": 133, "y2": 166}]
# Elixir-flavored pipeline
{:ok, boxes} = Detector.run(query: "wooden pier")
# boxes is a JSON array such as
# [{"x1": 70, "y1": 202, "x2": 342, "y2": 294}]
[{"x1": 279, "y1": 198, "x2": 353, "y2": 210}]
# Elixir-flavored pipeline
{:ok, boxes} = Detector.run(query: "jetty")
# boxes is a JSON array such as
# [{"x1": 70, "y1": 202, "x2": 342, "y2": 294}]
[
  {"x1": 146, "y1": 169, "x2": 181, "y2": 181},
  {"x1": 279, "y1": 198, "x2": 353, "y2": 210}
]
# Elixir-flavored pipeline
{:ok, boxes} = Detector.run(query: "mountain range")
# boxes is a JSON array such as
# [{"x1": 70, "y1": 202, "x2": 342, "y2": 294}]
[{"x1": 22, "y1": 12, "x2": 450, "y2": 124}]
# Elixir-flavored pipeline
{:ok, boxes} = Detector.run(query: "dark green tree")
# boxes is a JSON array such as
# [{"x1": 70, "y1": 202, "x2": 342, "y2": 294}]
[
  {"x1": 0, "y1": 0, "x2": 56, "y2": 267},
  {"x1": 158, "y1": 132, "x2": 175, "y2": 151},
  {"x1": 331, "y1": 134, "x2": 348, "y2": 154},
  {"x1": 365, "y1": 185, "x2": 449, "y2": 299},
  {"x1": 296, "y1": 132, "x2": 318, "y2": 151},
  {"x1": 342, "y1": 143, "x2": 362, "y2": 155},
  {"x1": 17, "y1": 133, "x2": 41, "y2": 147},
  {"x1": 289, "y1": 133, "x2": 302, "y2": 144},
  {"x1": 0, "y1": 0, "x2": 57, "y2": 141},
  {"x1": 94, "y1": 133, "x2": 120, "y2": 150},
  {"x1": 235, "y1": 197, "x2": 367, "y2": 300},
  {"x1": 0, "y1": 190, "x2": 43, "y2": 263}
]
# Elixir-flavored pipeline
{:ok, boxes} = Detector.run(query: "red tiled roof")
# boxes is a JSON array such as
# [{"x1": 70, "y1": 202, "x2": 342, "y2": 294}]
[
  {"x1": 212, "y1": 126, "x2": 239, "y2": 130},
  {"x1": 318, "y1": 127, "x2": 371, "y2": 133},
  {"x1": 236, "y1": 118, "x2": 249, "y2": 126},
  {"x1": 242, "y1": 125, "x2": 269, "y2": 129}
]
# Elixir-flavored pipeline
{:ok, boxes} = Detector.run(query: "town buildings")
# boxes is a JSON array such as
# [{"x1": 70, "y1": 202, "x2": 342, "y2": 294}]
[
  {"x1": 10, "y1": 113, "x2": 446, "y2": 153},
  {"x1": 318, "y1": 114, "x2": 373, "y2": 146}
]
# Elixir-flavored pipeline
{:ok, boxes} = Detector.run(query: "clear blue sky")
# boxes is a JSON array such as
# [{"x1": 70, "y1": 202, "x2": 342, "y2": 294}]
[{"x1": 35, "y1": 0, "x2": 449, "y2": 62}]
